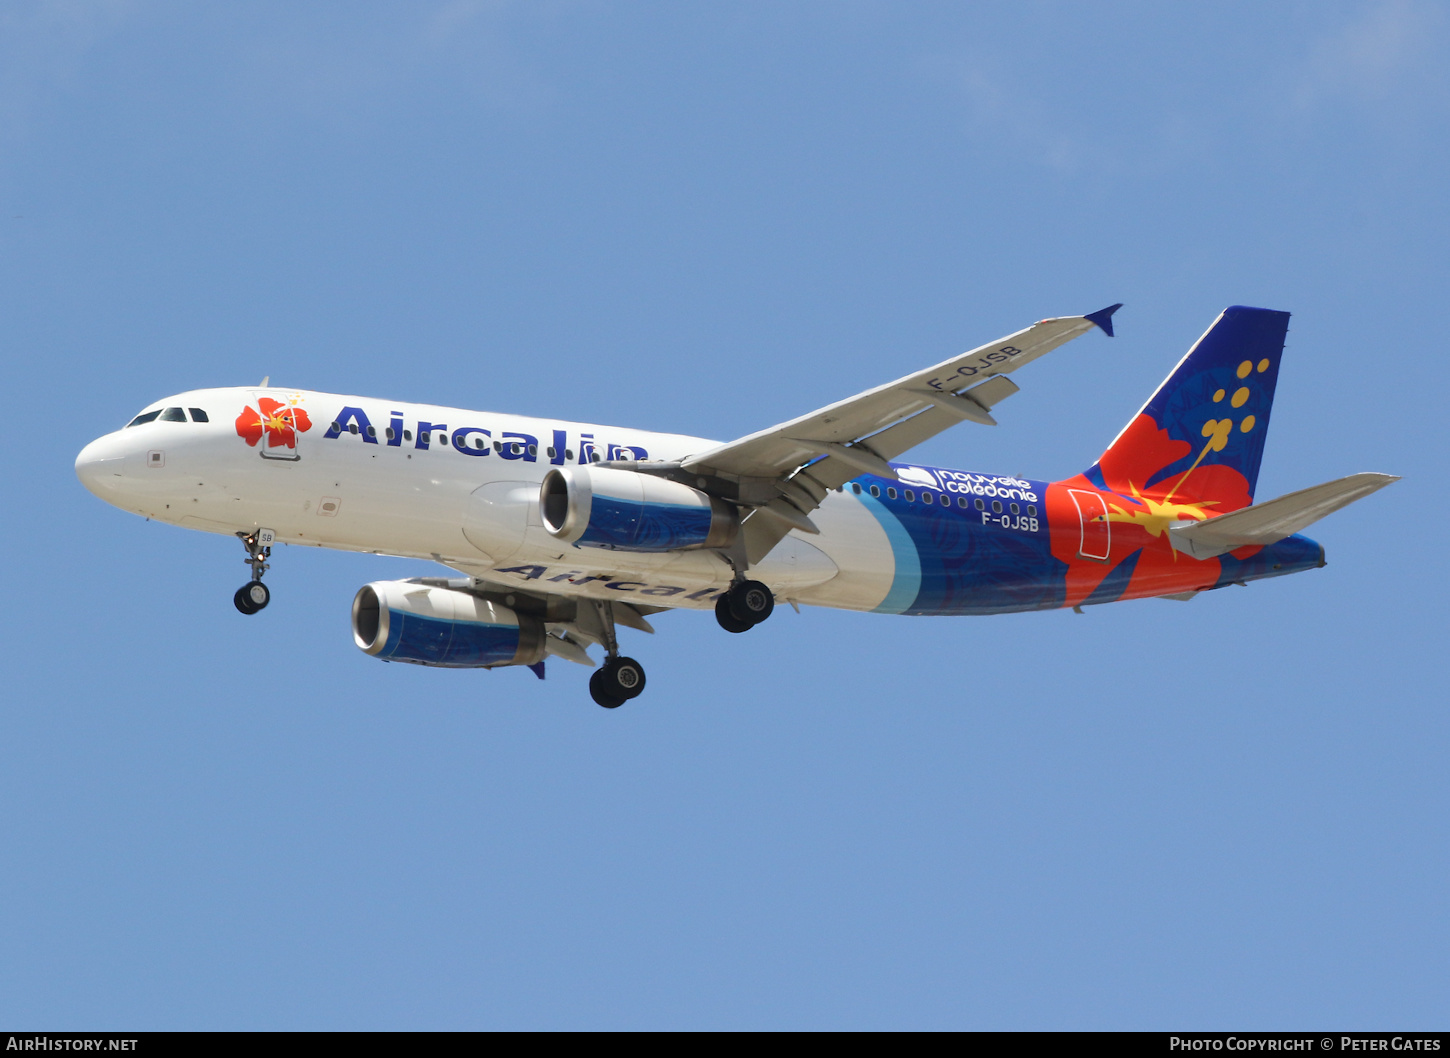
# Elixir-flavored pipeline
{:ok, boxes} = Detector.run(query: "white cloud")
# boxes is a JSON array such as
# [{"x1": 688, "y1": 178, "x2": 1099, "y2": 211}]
[
  {"x1": 1292, "y1": 0, "x2": 1446, "y2": 110},
  {"x1": 0, "y1": 1, "x2": 553, "y2": 158},
  {"x1": 223, "y1": 4, "x2": 551, "y2": 134},
  {"x1": 923, "y1": 46, "x2": 1104, "y2": 174},
  {"x1": 923, "y1": 48, "x2": 1213, "y2": 178},
  {"x1": 0, "y1": 0, "x2": 137, "y2": 145}
]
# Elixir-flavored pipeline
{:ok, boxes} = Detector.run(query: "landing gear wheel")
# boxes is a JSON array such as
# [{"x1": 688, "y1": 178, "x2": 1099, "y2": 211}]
[
  {"x1": 598, "y1": 656, "x2": 646, "y2": 701},
  {"x1": 727, "y1": 579, "x2": 775, "y2": 625},
  {"x1": 715, "y1": 593, "x2": 754, "y2": 633},
  {"x1": 589, "y1": 670, "x2": 625, "y2": 709},
  {"x1": 234, "y1": 580, "x2": 270, "y2": 615}
]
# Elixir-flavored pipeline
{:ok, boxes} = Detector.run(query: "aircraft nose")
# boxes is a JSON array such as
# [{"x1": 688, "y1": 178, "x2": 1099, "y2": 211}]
[{"x1": 75, "y1": 435, "x2": 128, "y2": 498}]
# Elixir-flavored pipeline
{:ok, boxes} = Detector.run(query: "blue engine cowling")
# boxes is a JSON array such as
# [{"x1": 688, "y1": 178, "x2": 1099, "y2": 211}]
[
  {"x1": 540, "y1": 466, "x2": 739, "y2": 552},
  {"x1": 351, "y1": 581, "x2": 544, "y2": 668}
]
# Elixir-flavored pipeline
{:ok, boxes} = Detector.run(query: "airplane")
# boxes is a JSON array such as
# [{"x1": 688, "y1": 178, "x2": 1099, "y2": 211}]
[{"x1": 74, "y1": 305, "x2": 1396, "y2": 708}]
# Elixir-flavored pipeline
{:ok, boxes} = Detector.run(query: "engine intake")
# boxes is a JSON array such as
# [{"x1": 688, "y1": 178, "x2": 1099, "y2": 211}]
[
  {"x1": 540, "y1": 466, "x2": 738, "y2": 552},
  {"x1": 351, "y1": 581, "x2": 544, "y2": 668}
]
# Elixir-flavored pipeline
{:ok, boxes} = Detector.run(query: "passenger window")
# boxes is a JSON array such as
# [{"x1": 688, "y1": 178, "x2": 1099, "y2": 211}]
[
  {"x1": 869, "y1": 485, "x2": 880, "y2": 497},
  {"x1": 547, "y1": 447, "x2": 557, "y2": 458},
  {"x1": 922, "y1": 492, "x2": 934, "y2": 505},
  {"x1": 957, "y1": 496, "x2": 968, "y2": 508},
  {"x1": 404, "y1": 430, "x2": 413, "y2": 441},
  {"x1": 887, "y1": 487, "x2": 897, "y2": 500},
  {"x1": 188, "y1": 408, "x2": 209, "y2": 423},
  {"x1": 904, "y1": 490, "x2": 915, "y2": 502},
  {"x1": 1027, "y1": 505, "x2": 1037, "y2": 517},
  {"x1": 1010, "y1": 502, "x2": 1019, "y2": 515},
  {"x1": 992, "y1": 500, "x2": 1002, "y2": 513},
  {"x1": 385, "y1": 427, "x2": 394, "y2": 440},
  {"x1": 851, "y1": 483, "x2": 861, "y2": 494},
  {"x1": 366, "y1": 426, "x2": 376, "y2": 438},
  {"x1": 349, "y1": 424, "x2": 358, "y2": 435},
  {"x1": 494, "y1": 441, "x2": 502, "y2": 453},
  {"x1": 528, "y1": 445, "x2": 537, "y2": 457},
  {"x1": 127, "y1": 410, "x2": 161, "y2": 427},
  {"x1": 160, "y1": 407, "x2": 186, "y2": 422},
  {"x1": 975, "y1": 498, "x2": 985, "y2": 511},
  {"x1": 474, "y1": 438, "x2": 485, "y2": 450}
]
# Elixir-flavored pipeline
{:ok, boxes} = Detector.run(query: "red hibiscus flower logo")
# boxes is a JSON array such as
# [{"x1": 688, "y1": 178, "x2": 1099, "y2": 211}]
[{"x1": 236, "y1": 396, "x2": 313, "y2": 449}]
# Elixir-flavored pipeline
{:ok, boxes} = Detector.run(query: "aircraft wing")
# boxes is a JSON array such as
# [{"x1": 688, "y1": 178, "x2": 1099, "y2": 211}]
[{"x1": 679, "y1": 305, "x2": 1120, "y2": 561}]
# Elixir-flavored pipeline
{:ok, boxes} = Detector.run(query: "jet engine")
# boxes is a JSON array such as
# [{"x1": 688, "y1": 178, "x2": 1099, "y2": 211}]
[
  {"x1": 540, "y1": 466, "x2": 739, "y2": 552},
  {"x1": 351, "y1": 581, "x2": 545, "y2": 668}
]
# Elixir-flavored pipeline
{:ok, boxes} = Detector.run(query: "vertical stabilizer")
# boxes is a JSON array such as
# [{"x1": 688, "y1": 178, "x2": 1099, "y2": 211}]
[{"x1": 1084, "y1": 306, "x2": 1290, "y2": 512}]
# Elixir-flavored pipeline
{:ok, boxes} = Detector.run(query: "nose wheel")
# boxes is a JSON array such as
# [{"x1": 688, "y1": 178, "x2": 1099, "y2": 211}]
[
  {"x1": 234, "y1": 529, "x2": 275, "y2": 615},
  {"x1": 715, "y1": 579, "x2": 774, "y2": 633},
  {"x1": 234, "y1": 580, "x2": 270, "y2": 614}
]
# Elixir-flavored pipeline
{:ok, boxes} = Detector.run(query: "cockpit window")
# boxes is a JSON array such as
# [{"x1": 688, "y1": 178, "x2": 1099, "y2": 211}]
[
  {"x1": 189, "y1": 408, "x2": 209, "y2": 423},
  {"x1": 159, "y1": 407, "x2": 187, "y2": 422},
  {"x1": 127, "y1": 410, "x2": 162, "y2": 427}
]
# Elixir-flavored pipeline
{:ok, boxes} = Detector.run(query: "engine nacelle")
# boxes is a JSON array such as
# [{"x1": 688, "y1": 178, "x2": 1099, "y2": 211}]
[
  {"x1": 351, "y1": 581, "x2": 544, "y2": 668},
  {"x1": 540, "y1": 466, "x2": 739, "y2": 552}
]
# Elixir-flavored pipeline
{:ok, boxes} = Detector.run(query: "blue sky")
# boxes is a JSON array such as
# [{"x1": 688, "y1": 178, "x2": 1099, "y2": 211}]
[{"x1": 1, "y1": 1, "x2": 1446, "y2": 1029}]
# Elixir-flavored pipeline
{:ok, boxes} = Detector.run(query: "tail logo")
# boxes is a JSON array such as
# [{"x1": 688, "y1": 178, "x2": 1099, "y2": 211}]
[
  {"x1": 1093, "y1": 360, "x2": 1270, "y2": 546},
  {"x1": 1161, "y1": 358, "x2": 1270, "y2": 502},
  {"x1": 1103, "y1": 485, "x2": 1214, "y2": 540}
]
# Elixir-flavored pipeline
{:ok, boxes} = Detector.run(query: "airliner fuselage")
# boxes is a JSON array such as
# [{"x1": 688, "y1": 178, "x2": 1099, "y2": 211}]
[{"x1": 74, "y1": 306, "x2": 1394, "y2": 707}]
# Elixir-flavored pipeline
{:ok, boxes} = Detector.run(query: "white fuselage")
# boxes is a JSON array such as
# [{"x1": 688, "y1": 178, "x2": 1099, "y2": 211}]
[{"x1": 75, "y1": 387, "x2": 901, "y2": 613}]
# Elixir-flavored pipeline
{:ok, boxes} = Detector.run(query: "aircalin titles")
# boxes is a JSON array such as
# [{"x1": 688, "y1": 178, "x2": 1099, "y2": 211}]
[{"x1": 320, "y1": 406, "x2": 649, "y2": 464}]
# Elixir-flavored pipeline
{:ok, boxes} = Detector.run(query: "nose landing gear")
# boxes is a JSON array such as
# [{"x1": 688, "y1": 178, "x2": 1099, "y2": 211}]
[{"x1": 233, "y1": 529, "x2": 275, "y2": 615}]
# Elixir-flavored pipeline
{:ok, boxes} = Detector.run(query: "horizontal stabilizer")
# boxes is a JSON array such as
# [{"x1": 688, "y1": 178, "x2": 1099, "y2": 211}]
[{"x1": 1168, "y1": 472, "x2": 1398, "y2": 560}]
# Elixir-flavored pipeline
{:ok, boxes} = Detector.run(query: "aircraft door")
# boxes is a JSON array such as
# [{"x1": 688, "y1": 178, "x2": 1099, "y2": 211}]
[
  {"x1": 250, "y1": 392, "x2": 305, "y2": 462},
  {"x1": 1068, "y1": 489, "x2": 1111, "y2": 561}
]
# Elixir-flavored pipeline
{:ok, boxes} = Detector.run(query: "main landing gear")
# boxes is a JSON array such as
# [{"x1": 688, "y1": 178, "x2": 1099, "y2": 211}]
[
  {"x1": 714, "y1": 579, "x2": 775, "y2": 634},
  {"x1": 590, "y1": 657, "x2": 647, "y2": 709},
  {"x1": 586, "y1": 600, "x2": 647, "y2": 709},
  {"x1": 233, "y1": 529, "x2": 275, "y2": 615}
]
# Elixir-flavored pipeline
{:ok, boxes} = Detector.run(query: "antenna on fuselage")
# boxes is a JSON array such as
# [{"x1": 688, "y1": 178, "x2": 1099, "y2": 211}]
[{"x1": 260, "y1": 376, "x2": 270, "y2": 387}]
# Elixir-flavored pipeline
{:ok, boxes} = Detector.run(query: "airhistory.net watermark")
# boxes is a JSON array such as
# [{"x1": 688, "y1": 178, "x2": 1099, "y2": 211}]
[{"x1": 5, "y1": 1039, "x2": 137, "y2": 1052}]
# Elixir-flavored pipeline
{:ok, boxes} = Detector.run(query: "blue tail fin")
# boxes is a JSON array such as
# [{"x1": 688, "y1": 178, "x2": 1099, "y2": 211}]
[{"x1": 1085, "y1": 306, "x2": 1290, "y2": 512}]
